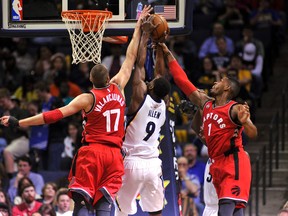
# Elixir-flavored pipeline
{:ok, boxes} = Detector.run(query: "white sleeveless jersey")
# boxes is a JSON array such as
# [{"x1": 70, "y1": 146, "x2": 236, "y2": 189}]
[
  {"x1": 123, "y1": 94, "x2": 166, "y2": 159},
  {"x1": 203, "y1": 159, "x2": 218, "y2": 216}
]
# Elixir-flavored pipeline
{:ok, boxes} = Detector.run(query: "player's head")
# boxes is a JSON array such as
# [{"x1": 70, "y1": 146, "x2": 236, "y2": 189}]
[
  {"x1": 210, "y1": 77, "x2": 240, "y2": 100},
  {"x1": 90, "y1": 64, "x2": 110, "y2": 88},
  {"x1": 148, "y1": 77, "x2": 171, "y2": 100}
]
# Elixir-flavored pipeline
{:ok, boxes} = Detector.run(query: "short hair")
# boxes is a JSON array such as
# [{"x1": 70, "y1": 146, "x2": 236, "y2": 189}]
[
  {"x1": 90, "y1": 64, "x2": 109, "y2": 88},
  {"x1": 153, "y1": 77, "x2": 171, "y2": 99},
  {"x1": 0, "y1": 88, "x2": 11, "y2": 99},
  {"x1": 183, "y1": 143, "x2": 198, "y2": 151},
  {"x1": 20, "y1": 183, "x2": 35, "y2": 196},
  {"x1": 227, "y1": 76, "x2": 240, "y2": 99},
  {"x1": 16, "y1": 155, "x2": 32, "y2": 166},
  {"x1": 56, "y1": 188, "x2": 69, "y2": 202}
]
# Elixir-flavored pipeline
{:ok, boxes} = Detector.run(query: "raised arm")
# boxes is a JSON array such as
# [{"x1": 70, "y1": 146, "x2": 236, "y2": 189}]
[
  {"x1": 154, "y1": 44, "x2": 166, "y2": 77},
  {"x1": 111, "y1": 5, "x2": 152, "y2": 93},
  {"x1": 127, "y1": 31, "x2": 150, "y2": 114},
  {"x1": 159, "y1": 43, "x2": 209, "y2": 109}
]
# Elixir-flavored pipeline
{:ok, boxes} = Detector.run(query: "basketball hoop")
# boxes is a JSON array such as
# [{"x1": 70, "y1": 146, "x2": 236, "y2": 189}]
[{"x1": 62, "y1": 10, "x2": 128, "y2": 64}]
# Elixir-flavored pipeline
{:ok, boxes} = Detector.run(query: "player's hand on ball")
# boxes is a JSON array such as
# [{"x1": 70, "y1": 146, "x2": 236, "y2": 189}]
[
  {"x1": 141, "y1": 15, "x2": 159, "y2": 34},
  {"x1": 157, "y1": 27, "x2": 170, "y2": 43}
]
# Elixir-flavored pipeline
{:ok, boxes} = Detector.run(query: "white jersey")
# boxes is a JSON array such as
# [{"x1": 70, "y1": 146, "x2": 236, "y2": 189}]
[
  {"x1": 123, "y1": 94, "x2": 166, "y2": 159},
  {"x1": 203, "y1": 159, "x2": 218, "y2": 216}
]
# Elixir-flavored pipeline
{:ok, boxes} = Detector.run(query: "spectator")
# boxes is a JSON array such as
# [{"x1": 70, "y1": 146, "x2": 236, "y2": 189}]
[
  {"x1": 235, "y1": 25, "x2": 265, "y2": 57},
  {"x1": 101, "y1": 44, "x2": 126, "y2": 78},
  {"x1": 8, "y1": 156, "x2": 44, "y2": 204},
  {"x1": 34, "y1": 81, "x2": 68, "y2": 171},
  {"x1": 37, "y1": 182, "x2": 58, "y2": 206},
  {"x1": 61, "y1": 121, "x2": 82, "y2": 171},
  {"x1": 50, "y1": 74, "x2": 82, "y2": 99},
  {"x1": 12, "y1": 38, "x2": 35, "y2": 75},
  {"x1": 34, "y1": 44, "x2": 54, "y2": 80},
  {"x1": 178, "y1": 156, "x2": 200, "y2": 216},
  {"x1": 13, "y1": 75, "x2": 38, "y2": 108},
  {"x1": 210, "y1": 37, "x2": 232, "y2": 75},
  {"x1": 12, "y1": 176, "x2": 42, "y2": 205},
  {"x1": 217, "y1": 0, "x2": 244, "y2": 29},
  {"x1": 44, "y1": 52, "x2": 67, "y2": 85},
  {"x1": 59, "y1": 81, "x2": 74, "y2": 106},
  {"x1": 35, "y1": 203, "x2": 56, "y2": 216},
  {"x1": 69, "y1": 62, "x2": 91, "y2": 92},
  {"x1": 198, "y1": 22, "x2": 234, "y2": 59},
  {"x1": 249, "y1": 0, "x2": 283, "y2": 29},
  {"x1": 0, "y1": 88, "x2": 30, "y2": 176},
  {"x1": 12, "y1": 183, "x2": 42, "y2": 216},
  {"x1": 0, "y1": 202, "x2": 10, "y2": 216},
  {"x1": 3, "y1": 54, "x2": 24, "y2": 92},
  {"x1": 196, "y1": 56, "x2": 220, "y2": 94},
  {"x1": 240, "y1": 42, "x2": 264, "y2": 105},
  {"x1": 0, "y1": 189, "x2": 12, "y2": 214},
  {"x1": 183, "y1": 143, "x2": 206, "y2": 215},
  {"x1": 55, "y1": 188, "x2": 73, "y2": 216}
]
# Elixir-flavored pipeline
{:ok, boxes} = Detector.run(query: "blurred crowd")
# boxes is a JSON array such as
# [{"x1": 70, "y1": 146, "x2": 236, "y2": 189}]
[{"x1": 0, "y1": 0, "x2": 287, "y2": 215}]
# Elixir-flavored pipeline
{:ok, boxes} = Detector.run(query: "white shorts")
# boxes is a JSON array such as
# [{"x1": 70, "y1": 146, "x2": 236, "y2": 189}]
[
  {"x1": 203, "y1": 159, "x2": 218, "y2": 216},
  {"x1": 5, "y1": 136, "x2": 29, "y2": 158},
  {"x1": 115, "y1": 157, "x2": 164, "y2": 215}
]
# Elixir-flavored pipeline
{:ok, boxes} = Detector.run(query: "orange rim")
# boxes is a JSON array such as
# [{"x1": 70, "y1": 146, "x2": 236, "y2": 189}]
[{"x1": 61, "y1": 10, "x2": 113, "y2": 32}]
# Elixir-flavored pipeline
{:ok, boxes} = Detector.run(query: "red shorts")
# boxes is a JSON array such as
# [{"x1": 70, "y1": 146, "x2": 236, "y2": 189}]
[
  {"x1": 68, "y1": 144, "x2": 124, "y2": 205},
  {"x1": 210, "y1": 150, "x2": 251, "y2": 207}
]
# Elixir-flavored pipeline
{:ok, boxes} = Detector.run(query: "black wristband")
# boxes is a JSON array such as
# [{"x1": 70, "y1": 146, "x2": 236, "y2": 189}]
[{"x1": 8, "y1": 116, "x2": 19, "y2": 127}]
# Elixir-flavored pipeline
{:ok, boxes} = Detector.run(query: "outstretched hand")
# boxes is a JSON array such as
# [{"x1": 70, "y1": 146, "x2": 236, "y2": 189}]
[
  {"x1": 237, "y1": 102, "x2": 251, "y2": 125},
  {"x1": 138, "y1": 5, "x2": 153, "y2": 23}
]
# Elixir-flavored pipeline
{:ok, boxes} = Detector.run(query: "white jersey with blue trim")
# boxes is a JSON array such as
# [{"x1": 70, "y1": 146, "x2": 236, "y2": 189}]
[{"x1": 123, "y1": 94, "x2": 166, "y2": 159}]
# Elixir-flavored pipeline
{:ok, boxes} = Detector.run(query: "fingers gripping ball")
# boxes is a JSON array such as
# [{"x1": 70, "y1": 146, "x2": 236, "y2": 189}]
[{"x1": 151, "y1": 14, "x2": 169, "y2": 42}]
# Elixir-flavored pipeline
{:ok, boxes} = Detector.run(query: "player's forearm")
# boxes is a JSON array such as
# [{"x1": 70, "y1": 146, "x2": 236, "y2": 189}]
[
  {"x1": 125, "y1": 21, "x2": 142, "y2": 65},
  {"x1": 243, "y1": 119, "x2": 258, "y2": 139},
  {"x1": 136, "y1": 32, "x2": 149, "y2": 68},
  {"x1": 19, "y1": 114, "x2": 45, "y2": 127},
  {"x1": 155, "y1": 45, "x2": 165, "y2": 77},
  {"x1": 19, "y1": 109, "x2": 64, "y2": 127},
  {"x1": 167, "y1": 58, "x2": 197, "y2": 97}
]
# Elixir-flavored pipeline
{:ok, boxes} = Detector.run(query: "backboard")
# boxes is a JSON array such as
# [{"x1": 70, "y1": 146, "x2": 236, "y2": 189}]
[{"x1": 0, "y1": 0, "x2": 193, "y2": 37}]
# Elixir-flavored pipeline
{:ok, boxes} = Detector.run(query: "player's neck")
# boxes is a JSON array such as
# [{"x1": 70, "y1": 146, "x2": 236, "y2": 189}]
[{"x1": 214, "y1": 96, "x2": 230, "y2": 107}]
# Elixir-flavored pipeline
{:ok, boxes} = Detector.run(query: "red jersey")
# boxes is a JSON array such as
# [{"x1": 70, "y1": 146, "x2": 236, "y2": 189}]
[
  {"x1": 82, "y1": 83, "x2": 126, "y2": 148},
  {"x1": 202, "y1": 100, "x2": 243, "y2": 159},
  {"x1": 12, "y1": 201, "x2": 42, "y2": 216}
]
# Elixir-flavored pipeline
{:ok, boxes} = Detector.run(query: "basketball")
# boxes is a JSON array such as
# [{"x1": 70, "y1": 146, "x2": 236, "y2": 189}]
[{"x1": 151, "y1": 14, "x2": 169, "y2": 42}]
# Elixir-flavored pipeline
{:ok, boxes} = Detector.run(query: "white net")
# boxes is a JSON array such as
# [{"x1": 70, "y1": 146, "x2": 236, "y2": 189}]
[{"x1": 62, "y1": 10, "x2": 112, "y2": 64}]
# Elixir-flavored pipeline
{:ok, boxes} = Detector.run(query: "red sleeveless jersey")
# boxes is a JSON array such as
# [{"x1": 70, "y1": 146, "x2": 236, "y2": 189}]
[
  {"x1": 82, "y1": 84, "x2": 126, "y2": 148},
  {"x1": 202, "y1": 100, "x2": 243, "y2": 159}
]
